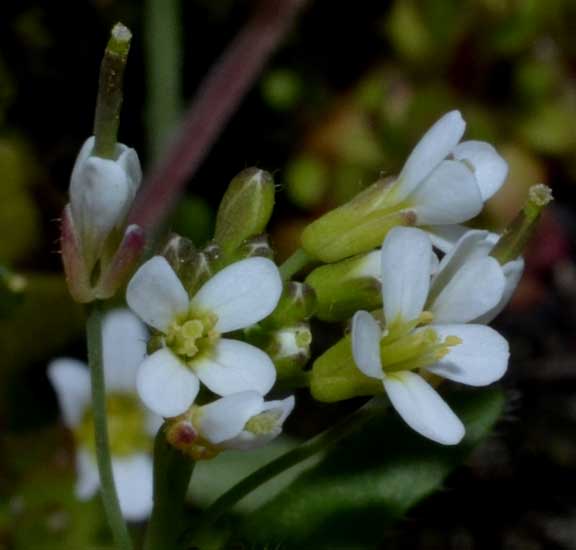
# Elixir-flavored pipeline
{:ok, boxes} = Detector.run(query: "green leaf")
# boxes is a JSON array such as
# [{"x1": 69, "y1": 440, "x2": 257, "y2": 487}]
[{"x1": 237, "y1": 388, "x2": 504, "y2": 549}]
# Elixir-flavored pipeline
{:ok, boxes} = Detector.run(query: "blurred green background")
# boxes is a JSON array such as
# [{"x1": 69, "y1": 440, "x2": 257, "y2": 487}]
[{"x1": 1, "y1": 0, "x2": 576, "y2": 548}]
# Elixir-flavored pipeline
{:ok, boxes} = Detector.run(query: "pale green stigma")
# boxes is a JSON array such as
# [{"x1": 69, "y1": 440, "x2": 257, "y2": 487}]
[{"x1": 245, "y1": 409, "x2": 282, "y2": 435}]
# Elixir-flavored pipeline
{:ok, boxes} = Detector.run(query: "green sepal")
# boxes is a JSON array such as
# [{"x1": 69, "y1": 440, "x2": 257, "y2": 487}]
[
  {"x1": 311, "y1": 335, "x2": 383, "y2": 402},
  {"x1": 305, "y1": 251, "x2": 381, "y2": 322},
  {"x1": 262, "y1": 281, "x2": 317, "y2": 329},
  {"x1": 214, "y1": 168, "x2": 275, "y2": 255},
  {"x1": 301, "y1": 177, "x2": 413, "y2": 262}
]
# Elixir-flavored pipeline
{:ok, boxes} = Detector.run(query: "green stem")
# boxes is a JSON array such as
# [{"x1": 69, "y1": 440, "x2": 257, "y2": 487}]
[
  {"x1": 144, "y1": 427, "x2": 195, "y2": 550},
  {"x1": 93, "y1": 23, "x2": 132, "y2": 159},
  {"x1": 198, "y1": 400, "x2": 378, "y2": 530},
  {"x1": 144, "y1": 0, "x2": 182, "y2": 160},
  {"x1": 86, "y1": 304, "x2": 133, "y2": 550},
  {"x1": 279, "y1": 248, "x2": 313, "y2": 281}
]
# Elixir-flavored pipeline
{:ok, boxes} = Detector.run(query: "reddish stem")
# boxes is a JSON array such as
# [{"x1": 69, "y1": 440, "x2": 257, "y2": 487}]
[{"x1": 128, "y1": 0, "x2": 307, "y2": 233}]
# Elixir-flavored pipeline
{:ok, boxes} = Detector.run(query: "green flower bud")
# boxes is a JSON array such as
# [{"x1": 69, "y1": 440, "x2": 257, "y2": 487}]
[
  {"x1": 301, "y1": 177, "x2": 414, "y2": 262},
  {"x1": 305, "y1": 250, "x2": 381, "y2": 322},
  {"x1": 491, "y1": 184, "x2": 553, "y2": 265},
  {"x1": 267, "y1": 324, "x2": 312, "y2": 380},
  {"x1": 263, "y1": 281, "x2": 317, "y2": 329},
  {"x1": 214, "y1": 168, "x2": 275, "y2": 254},
  {"x1": 310, "y1": 335, "x2": 382, "y2": 403}
]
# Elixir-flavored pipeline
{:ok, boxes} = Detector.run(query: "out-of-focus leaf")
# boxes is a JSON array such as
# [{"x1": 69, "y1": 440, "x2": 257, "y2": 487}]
[
  {"x1": 237, "y1": 388, "x2": 504, "y2": 549},
  {"x1": 0, "y1": 267, "x2": 26, "y2": 318},
  {"x1": 172, "y1": 196, "x2": 215, "y2": 248}
]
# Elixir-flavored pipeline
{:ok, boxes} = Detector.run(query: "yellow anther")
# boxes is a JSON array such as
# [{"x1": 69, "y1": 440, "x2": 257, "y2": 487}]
[
  {"x1": 245, "y1": 410, "x2": 282, "y2": 435},
  {"x1": 418, "y1": 311, "x2": 434, "y2": 325},
  {"x1": 444, "y1": 335, "x2": 462, "y2": 347}
]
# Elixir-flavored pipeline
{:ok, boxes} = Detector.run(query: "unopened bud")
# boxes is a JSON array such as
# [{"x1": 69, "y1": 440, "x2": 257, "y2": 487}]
[
  {"x1": 267, "y1": 324, "x2": 312, "y2": 379},
  {"x1": 491, "y1": 184, "x2": 553, "y2": 265},
  {"x1": 301, "y1": 177, "x2": 415, "y2": 262},
  {"x1": 305, "y1": 250, "x2": 381, "y2": 322},
  {"x1": 263, "y1": 282, "x2": 316, "y2": 328},
  {"x1": 214, "y1": 168, "x2": 275, "y2": 254}
]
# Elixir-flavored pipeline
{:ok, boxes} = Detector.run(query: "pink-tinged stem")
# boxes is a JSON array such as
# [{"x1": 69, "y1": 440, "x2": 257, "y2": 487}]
[{"x1": 128, "y1": 0, "x2": 307, "y2": 233}]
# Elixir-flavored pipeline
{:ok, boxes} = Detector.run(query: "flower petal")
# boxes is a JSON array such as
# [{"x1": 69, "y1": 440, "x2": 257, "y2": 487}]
[
  {"x1": 197, "y1": 391, "x2": 264, "y2": 444},
  {"x1": 112, "y1": 453, "x2": 153, "y2": 521},
  {"x1": 452, "y1": 140, "x2": 508, "y2": 201},
  {"x1": 411, "y1": 160, "x2": 483, "y2": 225},
  {"x1": 192, "y1": 257, "x2": 282, "y2": 332},
  {"x1": 426, "y1": 324, "x2": 509, "y2": 386},
  {"x1": 351, "y1": 311, "x2": 383, "y2": 379},
  {"x1": 430, "y1": 257, "x2": 506, "y2": 323},
  {"x1": 102, "y1": 309, "x2": 148, "y2": 392},
  {"x1": 116, "y1": 144, "x2": 142, "y2": 198},
  {"x1": 394, "y1": 111, "x2": 465, "y2": 202},
  {"x1": 194, "y1": 339, "x2": 276, "y2": 396},
  {"x1": 222, "y1": 395, "x2": 296, "y2": 450},
  {"x1": 425, "y1": 224, "x2": 470, "y2": 253},
  {"x1": 75, "y1": 449, "x2": 100, "y2": 500},
  {"x1": 380, "y1": 227, "x2": 432, "y2": 323},
  {"x1": 383, "y1": 371, "x2": 465, "y2": 445},
  {"x1": 137, "y1": 349, "x2": 199, "y2": 417},
  {"x1": 126, "y1": 256, "x2": 189, "y2": 332},
  {"x1": 47, "y1": 359, "x2": 91, "y2": 428},
  {"x1": 474, "y1": 257, "x2": 524, "y2": 324}
]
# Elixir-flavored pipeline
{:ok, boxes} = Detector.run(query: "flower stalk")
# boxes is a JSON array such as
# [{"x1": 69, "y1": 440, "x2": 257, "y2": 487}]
[
  {"x1": 86, "y1": 303, "x2": 133, "y2": 550},
  {"x1": 93, "y1": 23, "x2": 132, "y2": 159}
]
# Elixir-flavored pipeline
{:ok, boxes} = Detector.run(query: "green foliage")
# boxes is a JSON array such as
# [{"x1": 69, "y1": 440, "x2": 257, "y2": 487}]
[{"x1": 236, "y1": 388, "x2": 504, "y2": 549}]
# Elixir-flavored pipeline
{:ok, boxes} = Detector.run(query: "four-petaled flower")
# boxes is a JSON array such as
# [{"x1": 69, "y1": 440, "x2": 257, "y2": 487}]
[
  {"x1": 48, "y1": 310, "x2": 161, "y2": 521},
  {"x1": 351, "y1": 227, "x2": 510, "y2": 445},
  {"x1": 126, "y1": 256, "x2": 283, "y2": 418}
]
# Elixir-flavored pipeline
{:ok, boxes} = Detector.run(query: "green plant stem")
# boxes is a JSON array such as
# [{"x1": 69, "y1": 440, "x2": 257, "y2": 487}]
[
  {"x1": 144, "y1": 0, "x2": 182, "y2": 160},
  {"x1": 86, "y1": 304, "x2": 133, "y2": 550},
  {"x1": 279, "y1": 248, "x2": 313, "y2": 281},
  {"x1": 144, "y1": 427, "x2": 195, "y2": 550},
  {"x1": 198, "y1": 400, "x2": 379, "y2": 530}
]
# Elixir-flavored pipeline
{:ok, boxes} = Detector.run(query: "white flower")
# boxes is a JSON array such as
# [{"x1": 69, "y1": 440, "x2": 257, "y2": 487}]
[
  {"x1": 47, "y1": 309, "x2": 160, "y2": 521},
  {"x1": 387, "y1": 111, "x2": 508, "y2": 232},
  {"x1": 170, "y1": 392, "x2": 295, "y2": 459},
  {"x1": 69, "y1": 137, "x2": 142, "y2": 267},
  {"x1": 126, "y1": 256, "x2": 283, "y2": 418},
  {"x1": 351, "y1": 227, "x2": 510, "y2": 445}
]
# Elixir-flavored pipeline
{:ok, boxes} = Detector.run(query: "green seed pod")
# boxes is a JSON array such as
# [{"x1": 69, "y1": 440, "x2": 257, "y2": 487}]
[{"x1": 214, "y1": 168, "x2": 275, "y2": 254}]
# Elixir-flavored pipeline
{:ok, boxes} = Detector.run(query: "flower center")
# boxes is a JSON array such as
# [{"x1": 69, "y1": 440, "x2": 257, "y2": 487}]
[
  {"x1": 76, "y1": 393, "x2": 151, "y2": 457},
  {"x1": 380, "y1": 312, "x2": 461, "y2": 374},
  {"x1": 165, "y1": 311, "x2": 218, "y2": 360},
  {"x1": 245, "y1": 409, "x2": 282, "y2": 435}
]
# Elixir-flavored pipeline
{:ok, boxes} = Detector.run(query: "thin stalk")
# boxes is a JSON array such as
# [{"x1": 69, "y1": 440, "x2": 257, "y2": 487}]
[
  {"x1": 144, "y1": 0, "x2": 182, "y2": 160},
  {"x1": 279, "y1": 247, "x2": 313, "y2": 281},
  {"x1": 128, "y1": 0, "x2": 308, "y2": 233},
  {"x1": 144, "y1": 427, "x2": 195, "y2": 550},
  {"x1": 198, "y1": 401, "x2": 378, "y2": 529},
  {"x1": 93, "y1": 23, "x2": 132, "y2": 159},
  {"x1": 86, "y1": 304, "x2": 133, "y2": 550}
]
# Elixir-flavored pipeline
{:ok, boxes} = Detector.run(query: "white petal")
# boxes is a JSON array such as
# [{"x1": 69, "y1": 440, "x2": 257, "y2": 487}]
[
  {"x1": 474, "y1": 257, "x2": 524, "y2": 324},
  {"x1": 427, "y1": 324, "x2": 509, "y2": 386},
  {"x1": 137, "y1": 349, "x2": 199, "y2": 417},
  {"x1": 47, "y1": 359, "x2": 91, "y2": 428},
  {"x1": 194, "y1": 339, "x2": 276, "y2": 396},
  {"x1": 425, "y1": 224, "x2": 470, "y2": 253},
  {"x1": 222, "y1": 395, "x2": 296, "y2": 450},
  {"x1": 380, "y1": 227, "x2": 432, "y2": 323},
  {"x1": 112, "y1": 453, "x2": 153, "y2": 521},
  {"x1": 394, "y1": 111, "x2": 465, "y2": 202},
  {"x1": 75, "y1": 449, "x2": 100, "y2": 500},
  {"x1": 430, "y1": 257, "x2": 506, "y2": 323},
  {"x1": 411, "y1": 160, "x2": 483, "y2": 225},
  {"x1": 145, "y1": 412, "x2": 164, "y2": 437},
  {"x1": 126, "y1": 256, "x2": 189, "y2": 332},
  {"x1": 192, "y1": 257, "x2": 282, "y2": 332},
  {"x1": 452, "y1": 140, "x2": 508, "y2": 201},
  {"x1": 102, "y1": 309, "x2": 148, "y2": 392},
  {"x1": 351, "y1": 311, "x2": 383, "y2": 379},
  {"x1": 115, "y1": 144, "x2": 142, "y2": 198},
  {"x1": 197, "y1": 391, "x2": 264, "y2": 444},
  {"x1": 384, "y1": 371, "x2": 465, "y2": 445}
]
